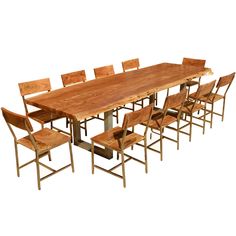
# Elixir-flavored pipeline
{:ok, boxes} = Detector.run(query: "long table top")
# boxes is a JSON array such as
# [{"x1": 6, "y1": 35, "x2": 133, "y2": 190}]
[{"x1": 25, "y1": 63, "x2": 212, "y2": 121}]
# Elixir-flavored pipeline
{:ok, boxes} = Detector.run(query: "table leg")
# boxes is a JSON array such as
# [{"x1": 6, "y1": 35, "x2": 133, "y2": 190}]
[
  {"x1": 72, "y1": 111, "x2": 113, "y2": 159},
  {"x1": 180, "y1": 83, "x2": 186, "y2": 91},
  {"x1": 104, "y1": 110, "x2": 113, "y2": 158},
  {"x1": 149, "y1": 93, "x2": 156, "y2": 104},
  {"x1": 73, "y1": 120, "x2": 81, "y2": 146}
]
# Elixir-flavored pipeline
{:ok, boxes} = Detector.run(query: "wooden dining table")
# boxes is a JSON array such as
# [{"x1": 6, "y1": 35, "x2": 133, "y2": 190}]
[{"x1": 25, "y1": 62, "x2": 212, "y2": 159}]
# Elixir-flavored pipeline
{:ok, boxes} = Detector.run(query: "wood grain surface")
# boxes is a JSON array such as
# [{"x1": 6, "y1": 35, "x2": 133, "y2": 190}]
[{"x1": 25, "y1": 63, "x2": 212, "y2": 121}]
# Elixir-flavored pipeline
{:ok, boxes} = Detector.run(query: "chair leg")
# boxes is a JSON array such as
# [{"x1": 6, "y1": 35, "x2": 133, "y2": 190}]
[
  {"x1": 189, "y1": 115, "x2": 193, "y2": 142},
  {"x1": 203, "y1": 105, "x2": 206, "y2": 135},
  {"x1": 14, "y1": 141, "x2": 20, "y2": 177},
  {"x1": 160, "y1": 128, "x2": 163, "y2": 161},
  {"x1": 68, "y1": 141, "x2": 74, "y2": 172},
  {"x1": 69, "y1": 120, "x2": 73, "y2": 143},
  {"x1": 144, "y1": 137, "x2": 148, "y2": 173},
  {"x1": 66, "y1": 118, "x2": 69, "y2": 128},
  {"x1": 48, "y1": 151, "x2": 52, "y2": 161},
  {"x1": 121, "y1": 151, "x2": 126, "y2": 188},
  {"x1": 210, "y1": 103, "x2": 214, "y2": 128},
  {"x1": 150, "y1": 128, "x2": 154, "y2": 139},
  {"x1": 184, "y1": 113, "x2": 187, "y2": 120},
  {"x1": 132, "y1": 102, "x2": 135, "y2": 111},
  {"x1": 222, "y1": 98, "x2": 226, "y2": 121},
  {"x1": 177, "y1": 122, "x2": 180, "y2": 150},
  {"x1": 131, "y1": 126, "x2": 134, "y2": 150},
  {"x1": 155, "y1": 93, "x2": 158, "y2": 106},
  {"x1": 84, "y1": 119, "x2": 88, "y2": 136},
  {"x1": 35, "y1": 152, "x2": 41, "y2": 190},
  {"x1": 187, "y1": 85, "x2": 191, "y2": 98},
  {"x1": 197, "y1": 101, "x2": 202, "y2": 115},
  {"x1": 91, "y1": 141, "x2": 95, "y2": 174},
  {"x1": 116, "y1": 108, "x2": 119, "y2": 124}
]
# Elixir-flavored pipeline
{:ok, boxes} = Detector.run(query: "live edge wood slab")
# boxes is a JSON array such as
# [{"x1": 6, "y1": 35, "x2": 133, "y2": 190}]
[{"x1": 25, "y1": 63, "x2": 212, "y2": 159}]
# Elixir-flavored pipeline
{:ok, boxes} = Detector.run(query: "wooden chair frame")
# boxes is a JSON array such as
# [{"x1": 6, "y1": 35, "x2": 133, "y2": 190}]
[
  {"x1": 18, "y1": 78, "x2": 70, "y2": 135},
  {"x1": 142, "y1": 89, "x2": 187, "y2": 161},
  {"x1": 182, "y1": 57, "x2": 206, "y2": 97},
  {"x1": 91, "y1": 105, "x2": 153, "y2": 188},
  {"x1": 94, "y1": 65, "x2": 119, "y2": 123},
  {"x1": 2, "y1": 107, "x2": 74, "y2": 190},
  {"x1": 179, "y1": 80, "x2": 216, "y2": 142},
  {"x1": 122, "y1": 58, "x2": 155, "y2": 109},
  {"x1": 61, "y1": 70, "x2": 92, "y2": 136},
  {"x1": 193, "y1": 72, "x2": 235, "y2": 128}
]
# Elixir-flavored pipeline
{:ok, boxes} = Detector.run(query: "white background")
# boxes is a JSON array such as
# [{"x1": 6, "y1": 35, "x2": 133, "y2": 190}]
[{"x1": 0, "y1": 0, "x2": 236, "y2": 235}]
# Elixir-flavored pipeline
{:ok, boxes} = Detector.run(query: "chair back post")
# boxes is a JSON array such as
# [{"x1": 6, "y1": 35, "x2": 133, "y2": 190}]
[
  {"x1": 26, "y1": 127, "x2": 39, "y2": 152},
  {"x1": 22, "y1": 96, "x2": 29, "y2": 114},
  {"x1": 120, "y1": 125, "x2": 129, "y2": 151},
  {"x1": 4, "y1": 116, "x2": 18, "y2": 141}
]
